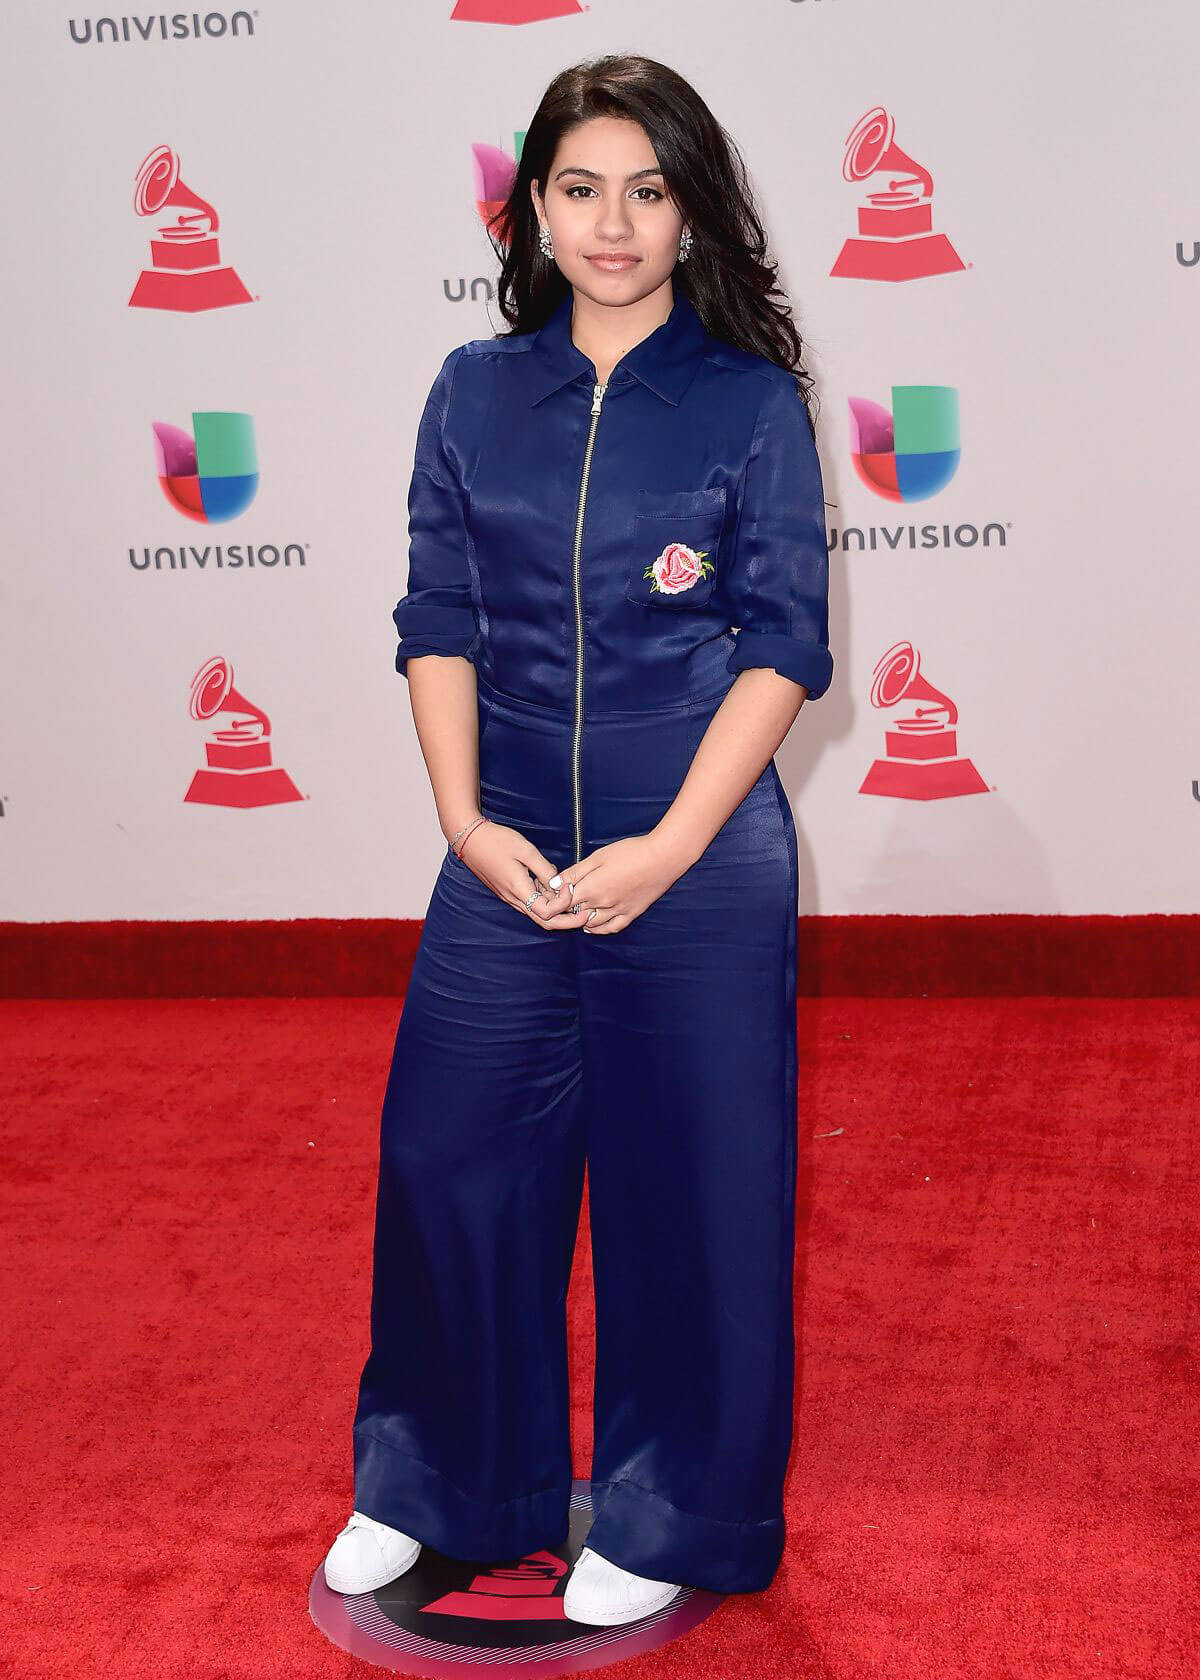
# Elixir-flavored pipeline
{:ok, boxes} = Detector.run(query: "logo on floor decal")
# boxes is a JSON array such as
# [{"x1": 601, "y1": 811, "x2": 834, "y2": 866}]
[{"x1": 309, "y1": 1479, "x2": 723, "y2": 1676}]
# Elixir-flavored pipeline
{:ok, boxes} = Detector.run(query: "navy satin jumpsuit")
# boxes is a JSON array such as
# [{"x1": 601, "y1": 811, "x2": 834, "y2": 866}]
[{"x1": 352, "y1": 288, "x2": 834, "y2": 1596}]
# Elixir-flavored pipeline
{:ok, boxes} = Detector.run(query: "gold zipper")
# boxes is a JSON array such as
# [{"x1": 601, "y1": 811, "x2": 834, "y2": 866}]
[{"x1": 569, "y1": 379, "x2": 607, "y2": 864}]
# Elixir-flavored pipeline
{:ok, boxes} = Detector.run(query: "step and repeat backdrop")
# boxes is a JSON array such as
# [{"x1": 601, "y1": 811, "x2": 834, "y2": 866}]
[{"x1": 3, "y1": 0, "x2": 1196, "y2": 920}]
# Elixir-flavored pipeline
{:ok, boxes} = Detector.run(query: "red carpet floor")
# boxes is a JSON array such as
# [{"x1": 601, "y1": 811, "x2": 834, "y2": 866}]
[{"x1": 1, "y1": 996, "x2": 1195, "y2": 1679}]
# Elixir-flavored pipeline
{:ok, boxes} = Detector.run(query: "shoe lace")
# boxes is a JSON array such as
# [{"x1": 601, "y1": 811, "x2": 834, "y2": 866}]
[{"x1": 345, "y1": 1510, "x2": 392, "y2": 1537}]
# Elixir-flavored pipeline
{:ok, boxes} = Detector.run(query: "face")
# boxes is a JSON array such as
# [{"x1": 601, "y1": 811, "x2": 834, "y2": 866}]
[{"x1": 531, "y1": 114, "x2": 686, "y2": 306}]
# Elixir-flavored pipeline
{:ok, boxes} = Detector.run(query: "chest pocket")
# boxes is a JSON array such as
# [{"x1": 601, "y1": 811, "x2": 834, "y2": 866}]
[{"x1": 625, "y1": 487, "x2": 726, "y2": 610}]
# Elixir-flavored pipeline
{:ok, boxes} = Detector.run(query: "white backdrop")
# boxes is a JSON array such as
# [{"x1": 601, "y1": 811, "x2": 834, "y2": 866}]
[{"x1": 3, "y1": 0, "x2": 1197, "y2": 920}]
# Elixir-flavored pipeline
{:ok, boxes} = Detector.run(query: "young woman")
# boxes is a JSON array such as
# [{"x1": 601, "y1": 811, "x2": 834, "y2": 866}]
[{"x1": 323, "y1": 53, "x2": 834, "y2": 1626}]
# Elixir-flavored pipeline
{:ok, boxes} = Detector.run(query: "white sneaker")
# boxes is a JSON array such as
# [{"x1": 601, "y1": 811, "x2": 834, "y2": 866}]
[
  {"x1": 322, "y1": 1509, "x2": 422, "y2": 1594},
  {"x1": 563, "y1": 1544, "x2": 683, "y2": 1625}
]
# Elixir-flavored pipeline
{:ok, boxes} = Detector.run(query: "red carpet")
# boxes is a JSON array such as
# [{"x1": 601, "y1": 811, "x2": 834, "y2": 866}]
[{"x1": 1, "y1": 995, "x2": 1194, "y2": 1678}]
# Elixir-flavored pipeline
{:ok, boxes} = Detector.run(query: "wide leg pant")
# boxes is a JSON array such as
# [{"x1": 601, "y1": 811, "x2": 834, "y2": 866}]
[{"x1": 352, "y1": 673, "x2": 800, "y2": 1595}]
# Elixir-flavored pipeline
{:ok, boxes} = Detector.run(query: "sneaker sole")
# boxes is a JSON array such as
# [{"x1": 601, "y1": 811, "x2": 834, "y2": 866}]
[{"x1": 563, "y1": 1581, "x2": 683, "y2": 1625}]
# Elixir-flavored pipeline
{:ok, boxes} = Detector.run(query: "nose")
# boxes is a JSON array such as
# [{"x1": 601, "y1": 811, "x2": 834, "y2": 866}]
[{"x1": 593, "y1": 195, "x2": 635, "y2": 242}]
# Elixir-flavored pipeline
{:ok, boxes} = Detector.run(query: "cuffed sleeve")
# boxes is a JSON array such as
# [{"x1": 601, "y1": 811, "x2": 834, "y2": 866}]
[
  {"x1": 724, "y1": 374, "x2": 834, "y2": 700},
  {"x1": 393, "y1": 345, "x2": 483, "y2": 679}
]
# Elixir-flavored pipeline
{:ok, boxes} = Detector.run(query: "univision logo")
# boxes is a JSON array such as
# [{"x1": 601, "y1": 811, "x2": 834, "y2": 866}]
[
  {"x1": 440, "y1": 130, "x2": 523, "y2": 305},
  {"x1": 130, "y1": 410, "x2": 308, "y2": 572},
  {"x1": 834, "y1": 384, "x2": 1010, "y2": 555},
  {"x1": 69, "y1": 11, "x2": 255, "y2": 43},
  {"x1": 154, "y1": 411, "x2": 258, "y2": 522},
  {"x1": 850, "y1": 385, "x2": 959, "y2": 501}
]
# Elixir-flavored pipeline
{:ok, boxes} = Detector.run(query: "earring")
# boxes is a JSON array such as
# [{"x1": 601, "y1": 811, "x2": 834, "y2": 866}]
[
  {"x1": 538, "y1": 224, "x2": 554, "y2": 259},
  {"x1": 678, "y1": 227, "x2": 693, "y2": 262}
]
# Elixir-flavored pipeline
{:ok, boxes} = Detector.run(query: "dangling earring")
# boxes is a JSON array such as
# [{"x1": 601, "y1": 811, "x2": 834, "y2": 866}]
[
  {"x1": 678, "y1": 227, "x2": 693, "y2": 262},
  {"x1": 538, "y1": 224, "x2": 554, "y2": 259}
]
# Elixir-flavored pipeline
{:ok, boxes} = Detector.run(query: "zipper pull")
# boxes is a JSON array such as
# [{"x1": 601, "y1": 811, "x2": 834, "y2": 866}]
[{"x1": 591, "y1": 382, "x2": 606, "y2": 414}]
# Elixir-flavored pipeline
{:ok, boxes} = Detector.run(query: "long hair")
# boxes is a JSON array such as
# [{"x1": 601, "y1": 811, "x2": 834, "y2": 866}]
[{"x1": 485, "y1": 53, "x2": 820, "y2": 433}]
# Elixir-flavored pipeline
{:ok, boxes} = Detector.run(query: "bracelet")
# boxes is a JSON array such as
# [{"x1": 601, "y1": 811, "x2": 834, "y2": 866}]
[
  {"x1": 448, "y1": 818, "x2": 482, "y2": 850},
  {"x1": 450, "y1": 816, "x2": 488, "y2": 858}
]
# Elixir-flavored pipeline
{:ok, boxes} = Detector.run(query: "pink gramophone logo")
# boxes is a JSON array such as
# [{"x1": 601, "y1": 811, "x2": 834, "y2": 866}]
[
  {"x1": 184, "y1": 657, "x2": 303, "y2": 808},
  {"x1": 451, "y1": 0, "x2": 584, "y2": 20},
  {"x1": 832, "y1": 106, "x2": 966, "y2": 282},
  {"x1": 859, "y1": 641, "x2": 988, "y2": 801},
  {"x1": 420, "y1": 1551, "x2": 569, "y2": 1620},
  {"x1": 129, "y1": 144, "x2": 253, "y2": 312}
]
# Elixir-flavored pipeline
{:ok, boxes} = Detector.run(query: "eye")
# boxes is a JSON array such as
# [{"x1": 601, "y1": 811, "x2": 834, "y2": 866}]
[{"x1": 561, "y1": 184, "x2": 665, "y2": 202}]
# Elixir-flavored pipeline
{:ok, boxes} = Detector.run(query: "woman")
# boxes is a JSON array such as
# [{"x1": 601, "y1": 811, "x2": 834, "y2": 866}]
[{"x1": 323, "y1": 53, "x2": 834, "y2": 1625}]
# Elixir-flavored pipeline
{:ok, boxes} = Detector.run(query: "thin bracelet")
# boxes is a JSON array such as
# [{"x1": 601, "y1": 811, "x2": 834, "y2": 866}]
[
  {"x1": 452, "y1": 816, "x2": 488, "y2": 858},
  {"x1": 448, "y1": 818, "x2": 482, "y2": 851},
  {"x1": 457, "y1": 817, "x2": 489, "y2": 858}
]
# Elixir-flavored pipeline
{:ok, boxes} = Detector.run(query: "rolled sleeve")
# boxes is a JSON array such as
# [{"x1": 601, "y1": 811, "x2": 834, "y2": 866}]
[
  {"x1": 393, "y1": 345, "x2": 482, "y2": 679},
  {"x1": 724, "y1": 374, "x2": 835, "y2": 701}
]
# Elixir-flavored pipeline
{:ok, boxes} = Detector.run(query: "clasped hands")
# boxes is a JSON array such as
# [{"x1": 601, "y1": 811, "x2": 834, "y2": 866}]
[{"x1": 453, "y1": 819, "x2": 695, "y2": 935}]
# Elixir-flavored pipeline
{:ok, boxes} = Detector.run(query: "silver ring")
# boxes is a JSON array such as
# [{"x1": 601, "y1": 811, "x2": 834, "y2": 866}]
[{"x1": 524, "y1": 887, "x2": 543, "y2": 910}]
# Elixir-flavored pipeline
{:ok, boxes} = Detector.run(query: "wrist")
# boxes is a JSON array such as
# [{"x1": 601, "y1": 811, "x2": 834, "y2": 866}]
[
  {"x1": 442, "y1": 807, "x2": 484, "y2": 845},
  {"x1": 647, "y1": 817, "x2": 706, "y2": 876}
]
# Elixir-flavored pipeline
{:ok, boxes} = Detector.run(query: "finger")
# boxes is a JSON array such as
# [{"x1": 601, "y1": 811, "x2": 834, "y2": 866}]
[
  {"x1": 538, "y1": 898, "x2": 594, "y2": 930},
  {"x1": 516, "y1": 848, "x2": 571, "y2": 916},
  {"x1": 505, "y1": 871, "x2": 559, "y2": 921},
  {"x1": 519, "y1": 844, "x2": 565, "y2": 893},
  {"x1": 584, "y1": 911, "x2": 628, "y2": 934}
]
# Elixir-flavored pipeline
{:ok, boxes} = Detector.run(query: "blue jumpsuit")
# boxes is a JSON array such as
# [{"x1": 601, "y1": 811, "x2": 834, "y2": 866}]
[{"x1": 352, "y1": 289, "x2": 834, "y2": 1596}]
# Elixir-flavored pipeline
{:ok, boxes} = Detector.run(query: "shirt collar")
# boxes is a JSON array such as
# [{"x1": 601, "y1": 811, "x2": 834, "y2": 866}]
[{"x1": 520, "y1": 288, "x2": 710, "y2": 407}]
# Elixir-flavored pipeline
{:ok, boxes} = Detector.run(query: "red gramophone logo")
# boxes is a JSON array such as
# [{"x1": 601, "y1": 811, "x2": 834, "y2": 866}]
[
  {"x1": 451, "y1": 0, "x2": 584, "y2": 19},
  {"x1": 859, "y1": 641, "x2": 988, "y2": 800},
  {"x1": 129, "y1": 144, "x2": 254, "y2": 312},
  {"x1": 421, "y1": 1552, "x2": 569, "y2": 1621},
  {"x1": 832, "y1": 107, "x2": 966, "y2": 282},
  {"x1": 184, "y1": 657, "x2": 303, "y2": 807}
]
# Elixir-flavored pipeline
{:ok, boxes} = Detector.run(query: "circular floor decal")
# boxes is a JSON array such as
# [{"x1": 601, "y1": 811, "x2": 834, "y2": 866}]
[{"x1": 309, "y1": 1479, "x2": 724, "y2": 1676}]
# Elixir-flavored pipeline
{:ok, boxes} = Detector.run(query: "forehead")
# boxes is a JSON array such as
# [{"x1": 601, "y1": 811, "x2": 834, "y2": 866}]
[{"x1": 549, "y1": 115, "x2": 662, "y2": 178}]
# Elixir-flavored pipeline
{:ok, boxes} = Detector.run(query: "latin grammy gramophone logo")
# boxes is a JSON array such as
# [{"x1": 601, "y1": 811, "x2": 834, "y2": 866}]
[
  {"x1": 451, "y1": 0, "x2": 584, "y2": 20},
  {"x1": 859, "y1": 641, "x2": 989, "y2": 801},
  {"x1": 128, "y1": 144, "x2": 253, "y2": 312},
  {"x1": 850, "y1": 386, "x2": 961, "y2": 501},
  {"x1": 184, "y1": 657, "x2": 303, "y2": 808},
  {"x1": 154, "y1": 412, "x2": 259, "y2": 523},
  {"x1": 832, "y1": 106, "x2": 966, "y2": 282}
]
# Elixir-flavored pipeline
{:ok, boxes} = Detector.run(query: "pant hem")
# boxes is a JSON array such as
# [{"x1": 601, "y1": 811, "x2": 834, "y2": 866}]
[
  {"x1": 353, "y1": 1425, "x2": 571, "y2": 1562},
  {"x1": 584, "y1": 1474, "x2": 785, "y2": 1594}
]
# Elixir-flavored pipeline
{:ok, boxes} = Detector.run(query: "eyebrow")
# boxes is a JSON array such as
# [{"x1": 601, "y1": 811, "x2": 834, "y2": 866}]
[{"x1": 552, "y1": 165, "x2": 665, "y2": 183}]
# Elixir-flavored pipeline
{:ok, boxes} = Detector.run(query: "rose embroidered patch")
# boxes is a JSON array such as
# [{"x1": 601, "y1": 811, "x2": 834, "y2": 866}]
[{"x1": 644, "y1": 540, "x2": 714, "y2": 596}]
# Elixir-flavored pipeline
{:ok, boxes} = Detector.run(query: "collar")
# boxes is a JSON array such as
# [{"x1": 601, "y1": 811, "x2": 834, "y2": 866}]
[{"x1": 520, "y1": 288, "x2": 710, "y2": 407}]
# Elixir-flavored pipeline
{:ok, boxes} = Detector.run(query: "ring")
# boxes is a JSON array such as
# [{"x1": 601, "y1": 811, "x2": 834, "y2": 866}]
[{"x1": 524, "y1": 887, "x2": 543, "y2": 910}]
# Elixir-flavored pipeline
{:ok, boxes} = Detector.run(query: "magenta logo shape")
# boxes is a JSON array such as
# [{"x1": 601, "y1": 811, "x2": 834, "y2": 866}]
[
  {"x1": 129, "y1": 144, "x2": 253, "y2": 312},
  {"x1": 859, "y1": 641, "x2": 988, "y2": 801},
  {"x1": 832, "y1": 106, "x2": 966, "y2": 283},
  {"x1": 452, "y1": 0, "x2": 584, "y2": 20},
  {"x1": 185, "y1": 657, "x2": 303, "y2": 808}
]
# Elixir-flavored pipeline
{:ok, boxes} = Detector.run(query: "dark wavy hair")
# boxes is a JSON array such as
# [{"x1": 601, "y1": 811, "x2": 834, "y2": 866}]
[{"x1": 485, "y1": 53, "x2": 819, "y2": 433}]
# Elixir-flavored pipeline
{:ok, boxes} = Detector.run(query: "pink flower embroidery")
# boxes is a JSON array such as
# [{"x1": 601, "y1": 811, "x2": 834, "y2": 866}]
[{"x1": 644, "y1": 539, "x2": 714, "y2": 596}]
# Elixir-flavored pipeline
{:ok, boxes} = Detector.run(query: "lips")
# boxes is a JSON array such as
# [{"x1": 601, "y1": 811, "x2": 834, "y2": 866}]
[{"x1": 586, "y1": 254, "x2": 639, "y2": 269}]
